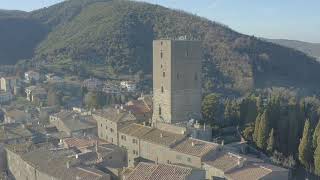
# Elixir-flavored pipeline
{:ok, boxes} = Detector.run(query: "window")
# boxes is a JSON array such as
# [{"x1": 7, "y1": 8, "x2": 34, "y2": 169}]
[
  {"x1": 160, "y1": 51, "x2": 163, "y2": 59},
  {"x1": 121, "y1": 135, "x2": 126, "y2": 141},
  {"x1": 186, "y1": 49, "x2": 189, "y2": 57},
  {"x1": 100, "y1": 124, "x2": 102, "y2": 127},
  {"x1": 110, "y1": 128, "x2": 114, "y2": 133},
  {"x1": 161, "y1": 86, "x2": 164, "y2": 93},
  {"x1": 163, "y1": 72, "x2": 165, "y2": 77},
  {"x1": 187, "y1": 157, "x2": 192, "y2": 162},
  {"x1": 161, "y1": 41, "x2": 163, "y2": 46},
  {"x1": 132, "y1": 139, "x2": 138, "y2": 144},
  {"x1": 105, "y1": 126, "x2": 108, "y2": 130},
  {"x1": 159, "y1": 106, "x2": 162, "y2": 116}
]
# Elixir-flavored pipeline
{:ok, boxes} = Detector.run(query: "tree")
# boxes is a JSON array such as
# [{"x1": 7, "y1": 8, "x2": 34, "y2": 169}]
[
  {"x1": 267, "y1": 128, "x2": 275, "y2": 153},
  {"x1": 224, "y1": 99, "x2": 239, "y2": 126},
  {"x1": 202, "y1": 93, "x2": 220, "y2": 125},
  {"x1": 257, "y1": 110, "x2": 270, "y2": 150},
  {"x1": 253, "y1": 113, "x2": 261, "y2": 143},
  {"x1": 314, "y1": 136, "x2": 320, "y2": 176},
  {"x1": 298, "y1": 119, "x2": 313, "y2": 169},
  {"x1": 313, "y1": 121, "x2": 320, "y2": 149}
]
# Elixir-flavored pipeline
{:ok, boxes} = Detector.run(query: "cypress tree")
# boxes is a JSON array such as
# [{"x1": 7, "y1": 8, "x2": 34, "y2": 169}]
[
  {"x1": 257, "y1": 110, "x2": 270, "y2": 150},
  {"x1": 298, "y1": 119, "x2": 313, "y2": 169},
  {"x1": 313, "y1": 121, "x2": 320, "y2": 148},
  {"x1": 267, "y1": 128, "x2": 275, "y2": 153},
  {"x1": 253, "y1": 113, "x2": 261, "y2": 143},
  {"x1": 314, "y1": 136, "x2": 320, "y2": 176}
]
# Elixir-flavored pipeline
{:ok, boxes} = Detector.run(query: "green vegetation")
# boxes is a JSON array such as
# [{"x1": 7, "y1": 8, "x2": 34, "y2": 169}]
[{"x1": 0, "y1": 0, "x2": 320, "y2": 95}]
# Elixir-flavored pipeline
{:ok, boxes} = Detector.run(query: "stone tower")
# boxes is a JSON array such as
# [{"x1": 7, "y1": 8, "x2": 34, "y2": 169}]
[{"x1": 152, "y1": 39, "x2": 202, "y2": 125}]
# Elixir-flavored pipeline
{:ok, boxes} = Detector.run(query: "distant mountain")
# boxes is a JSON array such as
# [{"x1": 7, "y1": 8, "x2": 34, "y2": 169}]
[
  {"x1": 264, "y1": 38, "x2": 320, "y2": 61},
  {"x1": 0, "y1": 0, "x2": 320, "y2": 95}
]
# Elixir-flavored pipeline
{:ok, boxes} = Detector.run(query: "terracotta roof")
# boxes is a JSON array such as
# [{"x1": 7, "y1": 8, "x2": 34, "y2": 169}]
[
  {"x1": 93, "y1": 108, "x2": 136, "y2": 123},
  {"x1": 225, "y1": 163, "x2": 273, "y2": 180},
  {"x1": 141, "y1": 128, "x2": 186, "y2": 147},
  {"x1": 172, "y1": 138, "x2": 219, "y2": 158},
  {"x1": 119, "y1": 123, "x2": 153, "y2": 138},
  {"x1": 126, "y1": 162, "x2": 193, "y2": 180},
  {"x1": 204, "y1": 152, "x2": 242, "y2": 172},
  {"x1": 63, "y1": 138, "x2": 97, "y2": 149},
  {"x1": 125, "y1": 100, "x2": 151, "y2": 115}
]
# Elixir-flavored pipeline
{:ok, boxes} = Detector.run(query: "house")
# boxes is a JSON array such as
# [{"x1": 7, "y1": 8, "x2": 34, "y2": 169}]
[
  {"x1": 93, "y1": 107, "x2": 137, "y2": 145},
  {"x1": 0, "y1": 76, "x2": 19, "y2": 93},
  {"x1": 0, "y1": 90, "x2": 13, "y2": 104},
  {"x1": 49, "y1": 111, "x2": 97, "y2": 137},
  {"x1": 120, "y1": 81, "x2": 137, "y2": 92},
  {"x1": 46, "y1": 73, "x2": 63, "y2": 82},
  {"x1": 24, "y1": 70, "x2": 40, "y2": 83},
  {"x1": 5, "y1": 142, "x2": 111, "y2": 180},
  {"x1": 83, "y1": 78, "x2": 103, "y2": 91},
  {"x1": 4, "y1": 109, "x2": 31, "y2": 124},
  {"x1": 0, "y1": 123, "x2": 33, "y2": 144},
  {"x1": 125, "y1": 95, "x2": 153, "y2": 123},
  {"x1": 123, "y1": 162, "x2": 206, "y2": 180},
  {"x1": 102, "y1": 82, "x2": 121, "y2": 94},
  {"x1": 25, "y1": 86, "x2": 47, "y2": 102}
]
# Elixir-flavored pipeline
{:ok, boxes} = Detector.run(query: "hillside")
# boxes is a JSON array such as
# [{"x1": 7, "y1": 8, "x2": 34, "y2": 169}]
[
  {"x1": 0, "y1": 10, "x2": 47, "y2": 64},
  {"x1": 0, "y1": 0, "x2": 320, "y2": 94},
  {"x1": 264, "y1": 38, "x2": 320, "y2": 61}
]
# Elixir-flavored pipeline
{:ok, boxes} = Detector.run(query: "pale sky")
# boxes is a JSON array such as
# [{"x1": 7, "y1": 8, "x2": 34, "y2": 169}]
[{"x1": 0, "y1": 0, "x2": 319, "y2": 43}]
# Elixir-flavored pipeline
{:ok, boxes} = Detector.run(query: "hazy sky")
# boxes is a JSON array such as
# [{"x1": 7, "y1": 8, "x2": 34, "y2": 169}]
[{"x1": 1, "y1": 0, "x2": 319, "y2": 43}]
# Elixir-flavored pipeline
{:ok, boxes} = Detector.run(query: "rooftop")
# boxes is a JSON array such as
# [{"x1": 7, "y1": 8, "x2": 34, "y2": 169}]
[
  {"x1": 93, "y1": 108, "x2": 136, "y2": 123},
  {"x1": 173, "y1": 138, "x2": 219, "y2": 158},
  {"x1": 119, "y1": 123, "x2": 153, "y2": 138},
  {"x1": 0, "y1": 123, "x2": 33, "y2": 142},
  {"x1": 125, "y1": 162, "x2": 193, "y2": 180},
  {"x1": 7, "y1": 143, "x2": 109, "y2": 180},
  {"x1": 225, "y1": 163, "x2": 278, "y2": 180},
  {"x1": 141, "y1": 128, "x2": 186, "y2": 147}
]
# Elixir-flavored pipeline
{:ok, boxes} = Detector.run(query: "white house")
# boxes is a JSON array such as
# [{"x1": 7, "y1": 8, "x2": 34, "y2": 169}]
[
  {"x1": 120, "y1": 81, "x2": 136, "y2": 92},
  {"x1": 25, "y1": 71, "x2": 40, "y2": 83}
]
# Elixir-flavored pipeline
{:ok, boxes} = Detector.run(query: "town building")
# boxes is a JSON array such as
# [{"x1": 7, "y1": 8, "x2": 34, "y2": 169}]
[
  {"x1": 120, "y1": 81, "x2": 137, "y2": 92},
  {"x1": 0, "y1": 123, "x2": 33, "y2": 144},
  {"x1": 83, "y1": 78, "x2": 103, "y2": 91},
  {"x1": 3, "y1": 109, "x2": 31, "y2": 124},
  {"x1": 93, "y1": 107, "x2": 136, "y2": 145},
  {"x1": 5, "y1": 143, "x2": 111, "y2": 180},
  {"x1": 49, "y1": 111, "x2": 97, "y2": 137},
  {"x1": 24, "y1": 70, "x2": 40, "y2": 83},
  {"x1": 124, "y1": 95, "x2": 153, "y2": 123},
  {"x1": 152, "y1": 39, "x2": 202, "y2": 124},
  {"x1": 123, "y1": 162, "x2": 206, "y2": 180},
  {"x1": 0, "y1": 76, "x2": 19, "y2": 93},
  {"x1": 25, "y1": 86, "x2": 47, "y2": 103}
]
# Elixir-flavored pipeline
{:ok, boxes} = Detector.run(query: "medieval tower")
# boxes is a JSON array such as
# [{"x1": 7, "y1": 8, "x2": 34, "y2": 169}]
[{"x1": 152, "y1": 39, "x2": 202, "y2": 125}]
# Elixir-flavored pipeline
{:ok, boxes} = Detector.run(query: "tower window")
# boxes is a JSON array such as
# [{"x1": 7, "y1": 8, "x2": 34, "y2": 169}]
[
  {"x1": 161, "y1": 41, "x2": 163, "y2": 46},
  {"x1": 163, "y1": 72, "x2": 165, "y2": 77},
  {"x1": 160, "y1": 51, "x2": 163, "y2": 59},
  {"x1": 161, "y1": 86, "x2": 164, "y2": 93},
  {"x1": 186, "y1": 49, "x2": 189, "y2": 57},
  {"x1": 159, "y1": 106, "x2": 162, "y2": 116}
]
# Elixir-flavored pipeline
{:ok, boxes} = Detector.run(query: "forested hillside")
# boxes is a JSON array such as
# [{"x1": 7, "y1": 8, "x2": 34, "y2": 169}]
[
  {"x1": 264, "y1": 38, "x2": 320, "y2": 61},
  {"x1": 0, "y1": 0, "x2": 320, "y2": 94}
]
